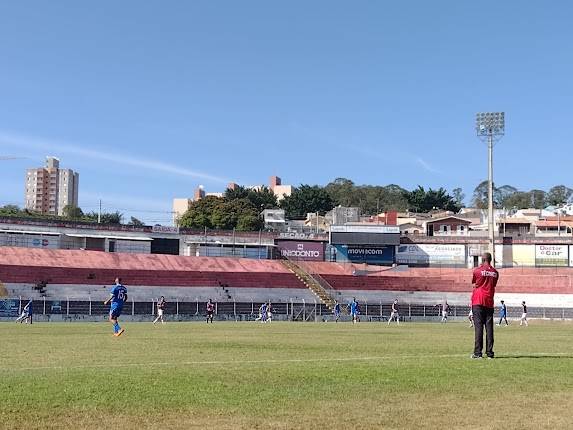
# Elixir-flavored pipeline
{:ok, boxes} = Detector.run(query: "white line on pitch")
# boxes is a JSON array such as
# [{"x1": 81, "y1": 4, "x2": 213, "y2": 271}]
[{"x1": 1, "y1": 352, "x2": 571, "y2": 373}]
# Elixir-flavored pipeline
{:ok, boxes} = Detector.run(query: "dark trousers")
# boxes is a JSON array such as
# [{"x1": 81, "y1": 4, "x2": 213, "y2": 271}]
[{"x1": 472, "y1": 305, "x2": 494, "y2": 358}]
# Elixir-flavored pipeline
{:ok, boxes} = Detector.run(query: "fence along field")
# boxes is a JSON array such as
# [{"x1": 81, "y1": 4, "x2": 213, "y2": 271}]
[{"x1": 2, "y1": 297, "x2": 573, "y2": 322}]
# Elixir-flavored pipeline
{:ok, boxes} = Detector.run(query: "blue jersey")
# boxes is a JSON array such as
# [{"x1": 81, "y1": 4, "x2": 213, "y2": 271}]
[
  {"x1": 500, "y1": 304, "x2": 507, "y2": 315},
  {"x1": 110, "y1": 284, "x2": 127, "y2": 307},
  {"x1": 334, "y1": 304, "x2": 341, "y2": 314},
  {"x1": 350, "y1": 302, "x2": 358, "y2": 314}
]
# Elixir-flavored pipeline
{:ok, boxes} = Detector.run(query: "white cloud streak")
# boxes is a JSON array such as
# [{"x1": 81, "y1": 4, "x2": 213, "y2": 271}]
[
  {"x1": 415, "y1": 157, "x2": 441, "y2": 174},
  {"x1": 0, "y1": 131, "x2": 231, "y2": 184}
]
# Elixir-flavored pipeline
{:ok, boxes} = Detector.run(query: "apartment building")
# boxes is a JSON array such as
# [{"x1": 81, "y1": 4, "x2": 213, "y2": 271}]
[{"x1": 25, "y1": 157, "x2": 79, "y2": 216}]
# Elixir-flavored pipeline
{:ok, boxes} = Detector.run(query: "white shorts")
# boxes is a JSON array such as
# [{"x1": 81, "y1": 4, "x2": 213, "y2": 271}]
[
  {"x1": 521, "y1": 313, "x2": 527, "y2": 319},
  {"x1": 157, "y1": 309, "x2": 164, "y2": 316},
  {"x1": 442, "y1": 311, "x2": 448, "y2": 317},
  {"x1": 390, "y1": 312, "x2": 399, "y2": 319},
  {"x1": 267, "y1": 312, "x2": 272, "y2": 318}
]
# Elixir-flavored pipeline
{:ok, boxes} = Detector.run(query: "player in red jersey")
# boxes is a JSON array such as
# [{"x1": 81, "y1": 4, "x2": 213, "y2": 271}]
[
  {"x1": 206, "y1": 299, "x2": 215, "y2": 323},
  {"x1": 470, "y1": 252, "x2": 499, "y2": 359}
]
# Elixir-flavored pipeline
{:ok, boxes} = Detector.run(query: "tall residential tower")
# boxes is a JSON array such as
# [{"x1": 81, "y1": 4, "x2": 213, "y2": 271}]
[{"x1": 25, "y1": 156, "x2": 79, "y2": 216}]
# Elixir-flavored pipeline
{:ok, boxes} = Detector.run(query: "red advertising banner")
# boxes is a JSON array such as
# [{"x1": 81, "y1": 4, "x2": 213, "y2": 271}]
[{"x1": 276, "y1": 240, "x2": 325, "y2": 261}]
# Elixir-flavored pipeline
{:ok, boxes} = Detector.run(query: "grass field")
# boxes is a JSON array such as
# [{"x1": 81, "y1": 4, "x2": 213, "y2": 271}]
[{"x1": 1, "y1": 321, "x2": 573, "y2": 430}]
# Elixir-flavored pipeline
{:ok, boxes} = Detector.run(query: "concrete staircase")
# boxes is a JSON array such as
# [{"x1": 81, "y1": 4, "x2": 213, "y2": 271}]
[{"x1": 281, "y1": 259, "x2": 338, "y2": 310}]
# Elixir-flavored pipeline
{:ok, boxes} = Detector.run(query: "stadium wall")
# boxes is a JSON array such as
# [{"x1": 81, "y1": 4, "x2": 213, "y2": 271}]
[{"x1": 2, "y1": 247, "x2": 573, "y2": 308}]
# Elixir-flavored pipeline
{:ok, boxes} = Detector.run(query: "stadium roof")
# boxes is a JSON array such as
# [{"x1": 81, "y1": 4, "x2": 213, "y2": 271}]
[{"x1": 64, "y1": 233, "x2": 153, "y2": 241}]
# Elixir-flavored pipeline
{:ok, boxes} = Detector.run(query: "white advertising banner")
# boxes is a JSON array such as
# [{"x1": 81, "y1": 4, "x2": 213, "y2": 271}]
[
  {"x1": 535, "y1": 244, "x2": 568, "y2": 267},
  {"x1": 396, "y1": 244, "x2": 466, "y2": 266}
]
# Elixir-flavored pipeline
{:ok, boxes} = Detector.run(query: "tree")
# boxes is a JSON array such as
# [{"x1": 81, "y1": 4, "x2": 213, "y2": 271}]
[
  {"x1": 529, "y1": 189, "x2": 546, "y2": 209},
  {"x1": 497, "y1": 185, "x2": 518, "y2": 208},
  {"x1": 84, "y1": 211, "x2": 123, "y2": 224},
  {"x1": 324, "y1": 178, "x2": 358, "y2": 207},
  {"x1": 0, "y1": 205, "x2": 22, "y2": 216},
  {"x1": 128, "y1": 216, "x2": 145, "y2": 226},
  {"x1": 178, "y1": 196, "x2": 263, "y2": 231},
  {"x1": 246, "y1": 187, "x2": 278, "y2": 210},
  {"x1": 229, "y1": 199, "x2": 263, "y2": 231},
  {"x1": 472, "y1": 180, "x2": 500, "y2": 209},
  {"x1": 324, "y1": 179, "x2": 409, "y2": 214},
  {"x1": 452, "y1": 188, "x2": 465, "y2": 207},
  {"x1": 62, "y1": 205, "x2": 84, "y2": 219},
  {"x1": 178, "y1": 196, "x2": 222, "y2": 229},
  {"x1": 377, "y1": 185, "x2": 409, "y2": 212},
  {"x1": 502, "y1": 192, "x2": 533, "y2": 210},
  {"x1": 280, "y1": 185, "x2": 335, "y2": 219},
  {"x1": 546, "y1": 185, "x2": 573, "y2": 206},
  {"x1": 225, "y1": 185, "x2": 278, "y2": 210},
  {"x1": 224, "y1": 185, "x2": 250, "y2": 201},
  {"x1": 403, "y1": 186, "x2": 460, "y2": 213}
]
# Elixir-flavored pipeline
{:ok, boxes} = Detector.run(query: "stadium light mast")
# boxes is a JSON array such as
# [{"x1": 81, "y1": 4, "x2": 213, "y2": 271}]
[{"x1": 476, "y1": 112, "x2": 505, "y2": 266}]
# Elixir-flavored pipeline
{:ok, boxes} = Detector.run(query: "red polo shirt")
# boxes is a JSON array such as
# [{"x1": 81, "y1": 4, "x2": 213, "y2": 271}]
[{"x1": 471, "y1": 264, "x2": 499, "y2": 308}]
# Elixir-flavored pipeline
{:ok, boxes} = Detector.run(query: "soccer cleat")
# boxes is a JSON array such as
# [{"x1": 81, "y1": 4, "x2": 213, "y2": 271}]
[
  {"x1": 114, "y1": 329, "x2": 125, "y2": 337},
  {"x1": 487, "y1": 356, "x2": 494, "y2": 360},
  {"x1": 470, "y1": 354, "x2": 482, "y2": 359}
]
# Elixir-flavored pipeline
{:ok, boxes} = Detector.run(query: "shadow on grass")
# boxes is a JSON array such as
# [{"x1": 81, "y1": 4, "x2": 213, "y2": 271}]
[{"x1": 495, "y1": 355, "x2": 573, "y2": 360}]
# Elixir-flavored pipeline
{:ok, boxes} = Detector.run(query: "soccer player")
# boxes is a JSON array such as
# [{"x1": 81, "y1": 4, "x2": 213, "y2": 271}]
[
  {"x1": 441, "y1": 302, "x2": 449, "y2": 323},
  {"x1": 349, "y1": 298, "x2": 359, "y2": 324},
  {"x1": 153, "y1": 296, "x2": 166, "y2": 325},
  {"x1": 333, "y1": 301, "x2": 341, "y2": 322},
  {"x1": 206, "y1": 299, "x2": 215, "y2": 323},
  {"x1": 520, "y1": 301, "x2": 528, "y2": 326},
  {"x1": 255, "y1": 302, "x2": 267, "y2": 323},
  {"x1": 471, "y1": 252, "x2": 498, "y2": 359},
  {"x1": 104, "y1": 278, "x2": 127, "y2": 337},
  {"x1": 497, "y1": 300, "x2": 509, "y2": 326},
  {"x1": 388, "y1": 299, "x2": 400, "y2": 325},
  {"x1": 266, "y1": 301, "x2": 273, "y2": 323},
  {"x1": 15, "y1": 299, "x2": 33, "y2": 324}
]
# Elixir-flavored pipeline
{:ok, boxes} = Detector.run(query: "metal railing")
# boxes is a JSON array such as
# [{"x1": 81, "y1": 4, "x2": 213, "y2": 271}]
[{"x1": 2, "y1": 297, "x2": 573, "y2": 321}]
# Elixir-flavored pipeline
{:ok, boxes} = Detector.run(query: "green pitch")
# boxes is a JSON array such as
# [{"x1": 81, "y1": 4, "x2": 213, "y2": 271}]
[{"x1": 1, "y1": 321, "x2": 572, "y2": 429}]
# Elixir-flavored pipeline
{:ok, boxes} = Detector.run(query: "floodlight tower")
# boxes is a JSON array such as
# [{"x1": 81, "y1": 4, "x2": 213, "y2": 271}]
[{"x1": 475, "y1": 112, "x2": 505, "y2": 265}]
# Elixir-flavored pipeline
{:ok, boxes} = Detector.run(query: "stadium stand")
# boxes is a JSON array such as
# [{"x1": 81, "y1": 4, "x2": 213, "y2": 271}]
[{"x1": 1, "y1": 247, "x2": 572, "y2": 306}]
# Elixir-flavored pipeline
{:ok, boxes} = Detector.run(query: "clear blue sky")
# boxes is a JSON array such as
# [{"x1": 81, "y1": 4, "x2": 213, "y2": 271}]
[{"x1": 1, "y1": 1, "x2": 572, "y2": 224}]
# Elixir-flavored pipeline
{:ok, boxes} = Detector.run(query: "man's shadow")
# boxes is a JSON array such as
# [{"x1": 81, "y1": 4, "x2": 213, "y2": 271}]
[{"x1": 495, "y1": 355, "x2": 573, "y2": 360}]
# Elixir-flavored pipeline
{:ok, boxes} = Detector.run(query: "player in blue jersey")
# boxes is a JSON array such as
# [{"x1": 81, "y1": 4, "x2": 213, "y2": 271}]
[
  {"x1": 104, "y1": 278, "x2": 127, "y2": 337},
  {"x1": 348, "y1": 298, "x2": 359, "y2": 324},
  {"x1": 497, "y1": 300, "x2": 509, "y2": 326},
  {"x1": 255, "y1": 302, "x2": 268, "y2": 323}
]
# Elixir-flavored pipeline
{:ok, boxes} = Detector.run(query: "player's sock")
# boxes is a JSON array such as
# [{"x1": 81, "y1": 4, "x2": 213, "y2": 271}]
[{"x1": 113, "y1": 322, "x2": 120, "y2": 333}]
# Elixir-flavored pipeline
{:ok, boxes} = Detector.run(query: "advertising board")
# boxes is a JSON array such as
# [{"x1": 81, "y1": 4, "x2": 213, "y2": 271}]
[
  {"x1": 396, "y1": 244, "x2": 466, "y2": 266},
  {"x1": 276, "y1": 240, "x2": 325, "y2": 261},
  {"x1": 535, "y1": 244, "x2": 568, "y2": 267}
]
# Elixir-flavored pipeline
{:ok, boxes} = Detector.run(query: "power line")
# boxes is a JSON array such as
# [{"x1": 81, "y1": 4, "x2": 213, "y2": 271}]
[{"x1": 0, "y1": 156, "x2": 27, "y2": 160}]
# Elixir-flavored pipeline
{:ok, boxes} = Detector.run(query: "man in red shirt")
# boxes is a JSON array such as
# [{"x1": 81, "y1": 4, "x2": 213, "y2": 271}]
[{"x1": 471, "y1": 252, "x2": 499, "y2": 359}]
